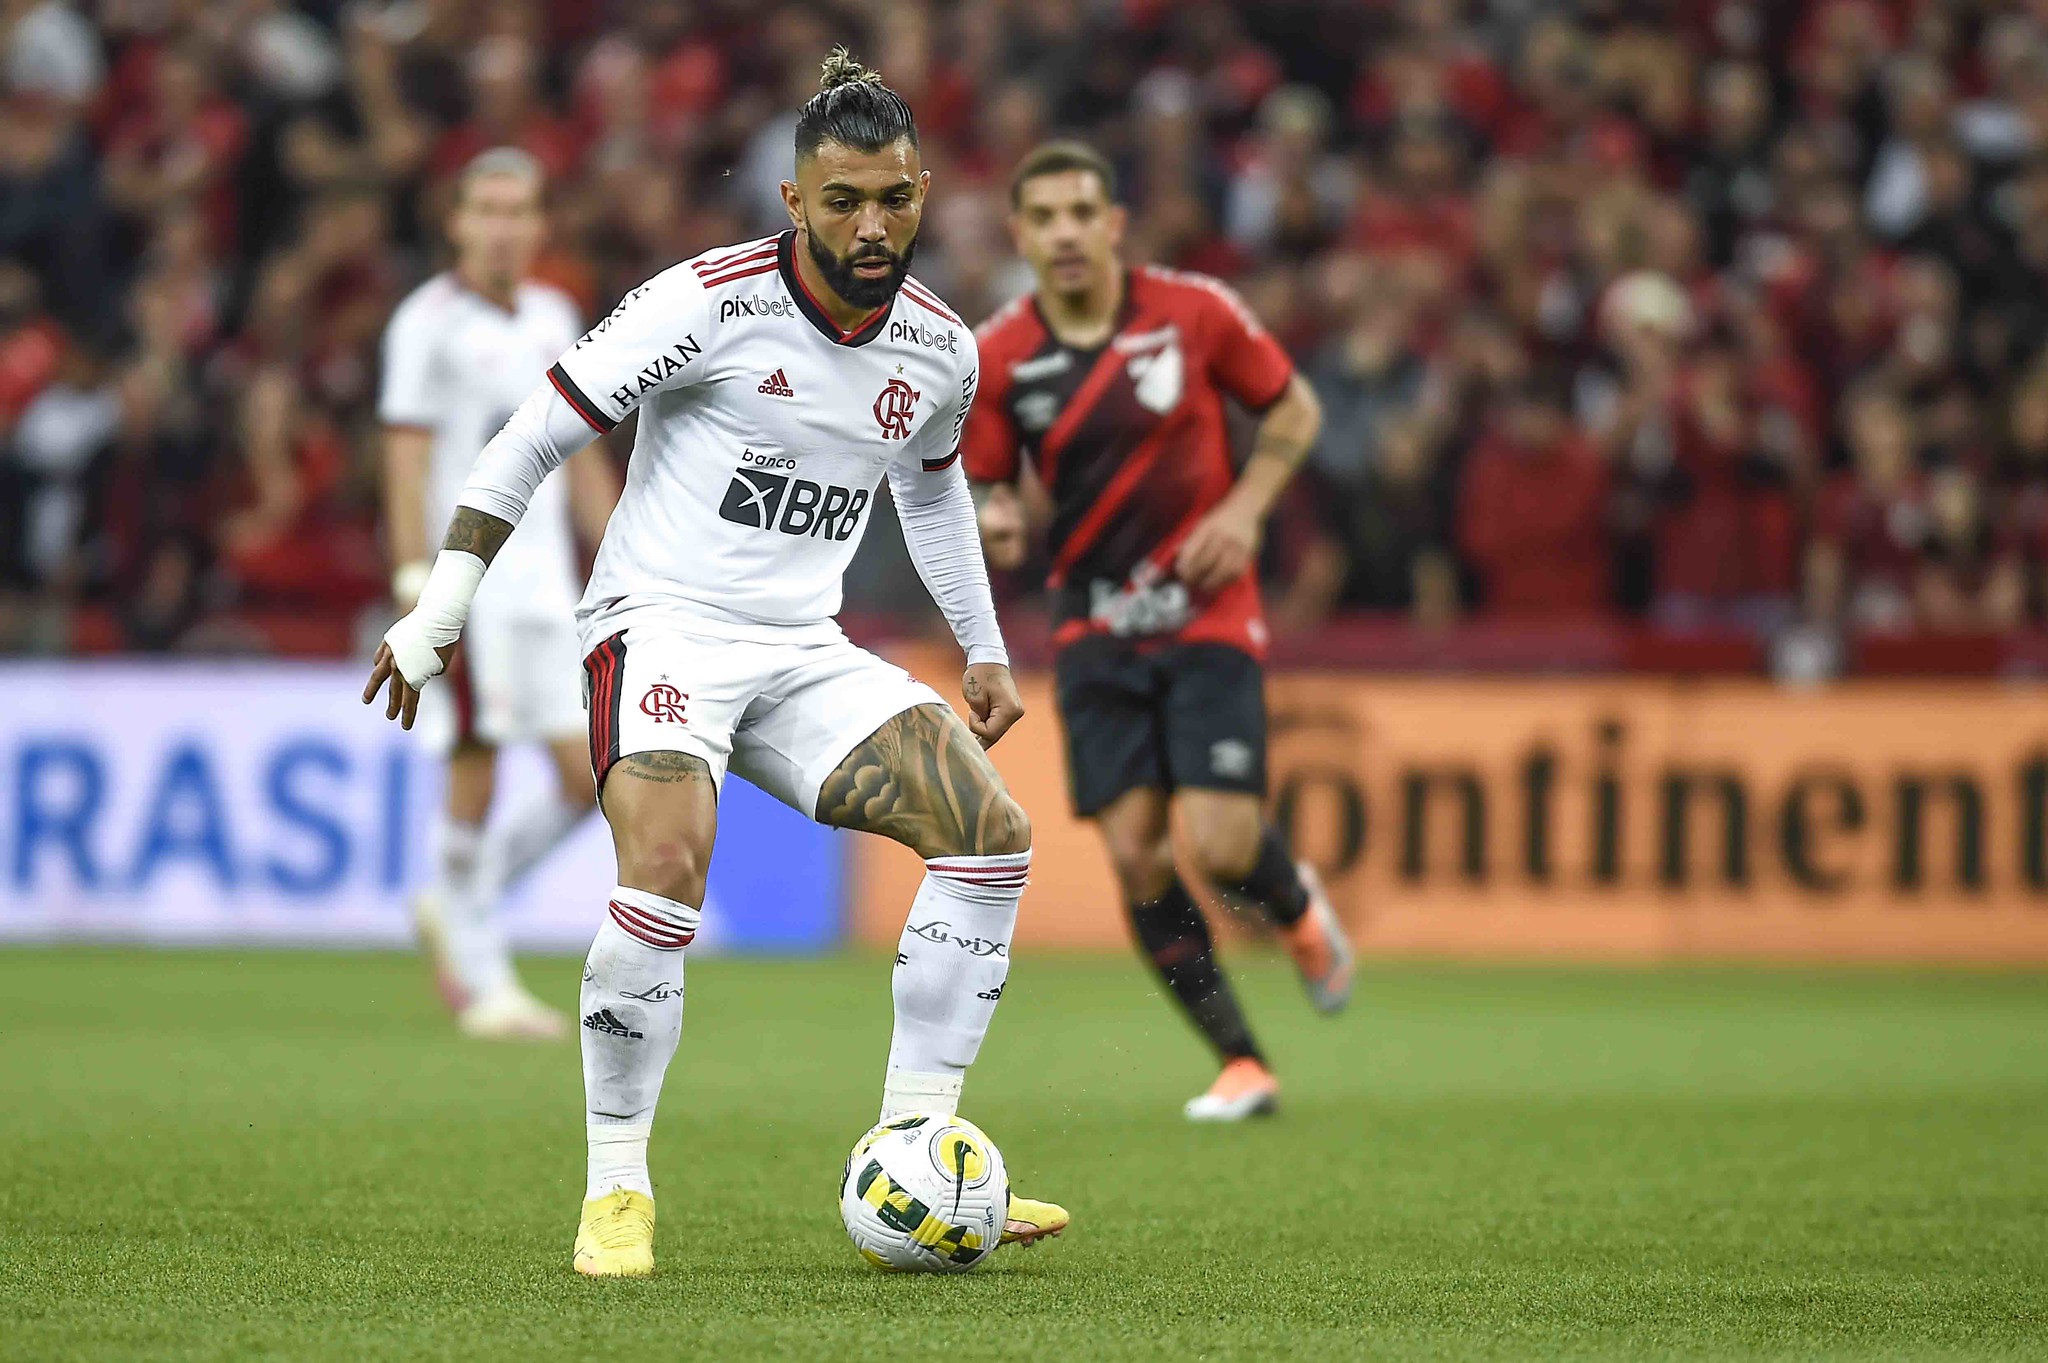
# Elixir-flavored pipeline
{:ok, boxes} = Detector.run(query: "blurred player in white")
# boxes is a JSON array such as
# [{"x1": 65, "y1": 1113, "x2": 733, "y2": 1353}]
[
  {"x1": 377, "y1": 148, "x2": 620, "y2": 1041},
  {"x1": 364, "y1": 52, "x2": 1066, "y2": 1275}
]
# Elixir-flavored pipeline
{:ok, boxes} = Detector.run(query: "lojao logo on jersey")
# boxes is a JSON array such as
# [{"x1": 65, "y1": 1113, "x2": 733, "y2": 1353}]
[
  {"x1": 719, "y1": 296, "x2": 795, "y2": 322},
  {"x1": 889, "y1": 319, "x2": 959, "y2": 353},
  {"x1": 873, "y1": 377, "x2": 921, "y2": 439},
  {"x1": 718, "y1": 466, "x2": 870, "y2": 540}
]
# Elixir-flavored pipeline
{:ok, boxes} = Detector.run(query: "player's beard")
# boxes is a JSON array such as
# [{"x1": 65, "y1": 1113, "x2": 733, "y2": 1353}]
[{"x1": 806, "y1": 229, "x2": 917, "y2": 311}]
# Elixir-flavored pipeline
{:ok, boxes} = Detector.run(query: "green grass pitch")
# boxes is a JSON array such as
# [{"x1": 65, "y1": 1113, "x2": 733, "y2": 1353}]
[{"x1": 1, "y1": 949, "x2": 2044, "y2": 1362}]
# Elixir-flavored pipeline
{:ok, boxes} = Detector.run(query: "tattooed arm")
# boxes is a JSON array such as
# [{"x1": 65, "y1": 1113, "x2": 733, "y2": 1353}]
[{"x1": 363, "y1": 379, "x2": 598, "y2": 728}]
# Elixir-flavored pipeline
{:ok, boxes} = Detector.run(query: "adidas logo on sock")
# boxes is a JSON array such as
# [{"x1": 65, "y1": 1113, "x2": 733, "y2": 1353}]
[
  {"x1": 758, "y1": 368, "x2": 795, "y2": 397},
  {"x1": 582, "y1": 1008, "x2": 644, "y2": 1039}
]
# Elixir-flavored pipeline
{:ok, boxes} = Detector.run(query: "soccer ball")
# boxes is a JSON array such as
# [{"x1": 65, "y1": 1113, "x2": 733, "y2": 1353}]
[{"x1": 839, "y1": 1111, "x2": 1008, "y2": 1273}]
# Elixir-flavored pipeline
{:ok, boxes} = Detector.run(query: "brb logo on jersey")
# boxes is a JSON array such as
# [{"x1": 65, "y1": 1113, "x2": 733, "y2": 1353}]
[
  {"x1": 873, "y1": 378, "x2": 920, "y2": 439},
  {"x1": 719, "y1": 467, "x2": 871, "y2": 540}
]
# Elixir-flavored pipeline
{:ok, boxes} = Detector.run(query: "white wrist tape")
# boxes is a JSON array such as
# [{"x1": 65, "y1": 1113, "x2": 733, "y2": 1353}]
[{"x1": 382, "y1": 550, "x2": 485, "y2": 689}]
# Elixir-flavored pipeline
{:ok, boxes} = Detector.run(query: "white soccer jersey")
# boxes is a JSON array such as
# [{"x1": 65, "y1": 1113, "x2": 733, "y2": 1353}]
[
  {"x1": 538, "y1": 231, "x2": 980, "y2": 644},
  {"x1": 379, "y1": 274, "x2": 585, "y2": 619}
]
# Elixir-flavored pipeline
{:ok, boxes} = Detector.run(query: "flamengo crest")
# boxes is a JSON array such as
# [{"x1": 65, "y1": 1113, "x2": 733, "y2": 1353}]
[{"x1": 873, "y1": 377, "x2": 920, "y2": 439}]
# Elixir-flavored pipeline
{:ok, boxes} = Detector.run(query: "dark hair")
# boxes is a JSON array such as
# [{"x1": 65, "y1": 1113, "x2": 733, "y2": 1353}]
[
  {"x1": 1008, "y1": 140, "x2": 1118, "y2": 208},
  {"x1": 794, "y1": 47, "x2": 917, "y2": 159}
]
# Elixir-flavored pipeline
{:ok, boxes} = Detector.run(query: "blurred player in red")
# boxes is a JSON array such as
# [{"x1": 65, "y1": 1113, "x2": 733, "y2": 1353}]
[{"x1": 967, "y1": 142, "x2": 1354, "y2": 1121}]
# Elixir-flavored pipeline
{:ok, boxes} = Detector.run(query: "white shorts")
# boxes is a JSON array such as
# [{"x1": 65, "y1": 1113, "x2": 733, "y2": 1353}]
[
  {"x1": 581, "y1": 621, "x2": 945, "y2": 818},
  {"x1": 417, "y1": 606, "x2": 587, "y2": 756}
]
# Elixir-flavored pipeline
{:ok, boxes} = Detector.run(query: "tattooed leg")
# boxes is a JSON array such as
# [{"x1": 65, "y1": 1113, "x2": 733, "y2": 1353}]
[
  {"x1": 821, "y1": 705, "x2": 1034, "y2": 1120},
  {"x1": 603, "y1": 751, "x2": 718, "y2": 906},
  {"x1": 815, "y1": 704, "x2": 1031, "y2": 858},
  {"x1": 580, "y1": 749, "x2": 716, "y2": 1203}
]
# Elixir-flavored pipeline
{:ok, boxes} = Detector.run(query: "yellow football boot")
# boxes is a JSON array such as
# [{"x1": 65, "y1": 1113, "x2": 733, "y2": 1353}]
[
  {"x1": 573, "y1": 1190, "x2": 656, "y2": 1277},
  {"x1": 1000, "y1": 1192, "x2": 1069, "y2": 1248}
]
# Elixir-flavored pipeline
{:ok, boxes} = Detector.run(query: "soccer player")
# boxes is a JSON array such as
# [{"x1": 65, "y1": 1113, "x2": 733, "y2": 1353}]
[
  {"x1": 965, "y1": 142, "x2": 1355, "y2": 1122},
  {"x1": 378, "y1": 148, "x2": 619, "y2": 1041},
  {"x1": 364, "y1": 52, "x2": 1066, "y2": 1275}
]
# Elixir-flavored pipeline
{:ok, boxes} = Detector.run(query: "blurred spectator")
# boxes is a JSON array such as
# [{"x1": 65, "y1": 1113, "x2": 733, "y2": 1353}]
[
  {"x1": 1459, "y1": 369, "x2": 1611, "y2": 619},
  {"x1": 3, "y1": 0, "x2": 102, "y2": 106},
  {"x1": 7, "y1": 0, "x2": 2048, "y2": 660}
]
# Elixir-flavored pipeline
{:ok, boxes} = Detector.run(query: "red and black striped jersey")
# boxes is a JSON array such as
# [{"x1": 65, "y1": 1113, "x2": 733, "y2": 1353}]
[{"x1": 964, "y1": 266, "x2": 1294, "y2": 658}]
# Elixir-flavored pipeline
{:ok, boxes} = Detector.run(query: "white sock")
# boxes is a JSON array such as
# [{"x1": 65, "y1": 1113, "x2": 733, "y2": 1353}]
[
  {"x1": 880, "y1": 850, "x2": 1029, "y2": 1120},
  {"x1": 478, "y1": 791, "x2": 589, "y2": 903},
  {"x1": 430, "y1": 815, "x2": 516, "y2": 1003},
  {"x1": 432, "y1": 813, "x2": 483, "y2": 906},
  {"x1": 581, "y1": 885, "x2": 696, "y2": 1200},
  {"x1": 586, "y1": 1124, "x2": 652, "y2": 1201}
]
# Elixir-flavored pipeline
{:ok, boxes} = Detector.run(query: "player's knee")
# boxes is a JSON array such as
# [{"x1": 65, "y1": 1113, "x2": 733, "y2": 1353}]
[
  {"x1": 1103, "y1": 832, "x2": 1174, "y2": 903},
  {"x1": 1180, "y1": 803, "x2": 1262, "y2": 882},
  {"x1": 616, "y1": 834, "x2": 708, "y2": 905},
  {"x1": 974, "y1": 793, "x2": 1032, "y2": 857}
]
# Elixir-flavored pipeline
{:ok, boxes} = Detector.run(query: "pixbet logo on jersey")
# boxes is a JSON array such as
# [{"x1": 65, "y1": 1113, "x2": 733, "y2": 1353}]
[
  {"x1": 718, "y1": 467, "x2": 871, "y2": 540},
  {"x1": 872, "y1": 378, "x2": 920, "y2": 439},
  {"x1": 888, "y1": 319, "x2": 959, "y2": 353},
  {"x1": 719, "y1": 296, "x2": 796, "y2": 322}
]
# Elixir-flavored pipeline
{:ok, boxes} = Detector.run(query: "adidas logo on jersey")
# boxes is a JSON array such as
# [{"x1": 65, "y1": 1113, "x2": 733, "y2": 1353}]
[
  {"x1": 718, "y1": 467, "x2": 870, "y2": 540},
  {"x1": 758, "y1": 368, "x2": 796, "y2": 397}
]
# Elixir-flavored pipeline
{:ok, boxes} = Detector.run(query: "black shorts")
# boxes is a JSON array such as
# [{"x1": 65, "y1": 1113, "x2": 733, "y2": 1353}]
[{"x1": 1052, "y1": 636, "x2": 1267, "y2": 817}]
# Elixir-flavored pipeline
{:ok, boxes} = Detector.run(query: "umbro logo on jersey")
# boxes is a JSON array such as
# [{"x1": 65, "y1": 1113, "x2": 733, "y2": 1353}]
[
  {"x1": 721, "y1": 296, "x2": 795, "y2": 323},
  {"x1": 888, "y1": 318, "x2": 960, "y2": 353},
  {"x1": 718, "y1": 467, "x2": 870, "y2": 540},
  {"x1": 758, "y1": 369, "x2": 796, "y2": 397}
]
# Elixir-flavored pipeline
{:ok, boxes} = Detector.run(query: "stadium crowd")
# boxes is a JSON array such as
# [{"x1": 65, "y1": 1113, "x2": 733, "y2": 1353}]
[{"x1": 5, "y1": 0, "x2": 2048, "y2": 664}]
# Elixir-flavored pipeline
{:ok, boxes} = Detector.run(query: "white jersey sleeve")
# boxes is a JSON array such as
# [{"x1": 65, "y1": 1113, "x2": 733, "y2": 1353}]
[
  {"x1": 545, "y1": 262, "x2": 715, "y2": 434},
  {"x1": 454, "y1": 382, "x2": 601, "y2": 526},
  {"x1": 887, "y1": 333, "x2": 1006, "y2": 666},
  {"x1": 376, "y1": 292, "x2": 442, "y2": 428}
]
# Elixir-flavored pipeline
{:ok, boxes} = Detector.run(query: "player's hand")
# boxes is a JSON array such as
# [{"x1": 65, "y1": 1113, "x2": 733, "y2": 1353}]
[
  {"x1": 362, "y1": 632, "x2": 455, "y2": 730},
  {"x1": 1175, "y1": 502, "x2": 1262, "y2": 593},
  {"x1": 962, "y1": 662, "x2": 1025, "y2": 749},
  {"x1": 977, "y1": 484, "x2": 1029, "y2": 571}
]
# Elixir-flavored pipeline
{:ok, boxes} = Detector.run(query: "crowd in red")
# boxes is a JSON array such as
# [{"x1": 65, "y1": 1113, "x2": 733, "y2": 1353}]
[{"x1": 2, "y1": 0, "x2": 2046, "y2": 668}]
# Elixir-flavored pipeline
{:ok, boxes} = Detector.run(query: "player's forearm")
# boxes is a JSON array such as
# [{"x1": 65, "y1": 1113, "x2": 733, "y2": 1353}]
[
  {"x1": 892, "y1": 465, "x2": 1009, "y2": 667},
  {"x1": 439, "y1": 505, "x2": 515, "y2": 563},
  {"x1": 383, "y1": 383, "x2": 588, "y2": 682},
  {"x1": 456, "y1": 381, "x2": 601, "y2": 529},
  {"x1": 1225, "y1": 374, "x2": 1323, "y2": 522}
]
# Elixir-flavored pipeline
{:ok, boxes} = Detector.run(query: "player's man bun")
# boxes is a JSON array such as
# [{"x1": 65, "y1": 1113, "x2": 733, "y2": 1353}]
[
  {"x1": 795, "y1": 46, "x2": 918, "y2": 159},
  {"x1": 818, "y1": 46, "x2": 884, "y2": 90}
]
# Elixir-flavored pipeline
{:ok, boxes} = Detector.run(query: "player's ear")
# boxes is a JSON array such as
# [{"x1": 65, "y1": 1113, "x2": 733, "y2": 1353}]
[
  {"x1": 779, "y1": 178, "x2": 804, "y2": 229},
  {"x1": 1107, "y1": 203, "x2": 1129, "y2": 249}
]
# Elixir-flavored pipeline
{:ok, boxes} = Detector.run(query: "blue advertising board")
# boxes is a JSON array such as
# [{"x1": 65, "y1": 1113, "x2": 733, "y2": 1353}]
[{"x1": 0, "y1": 662, "x2": 844, "y2": 951}]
